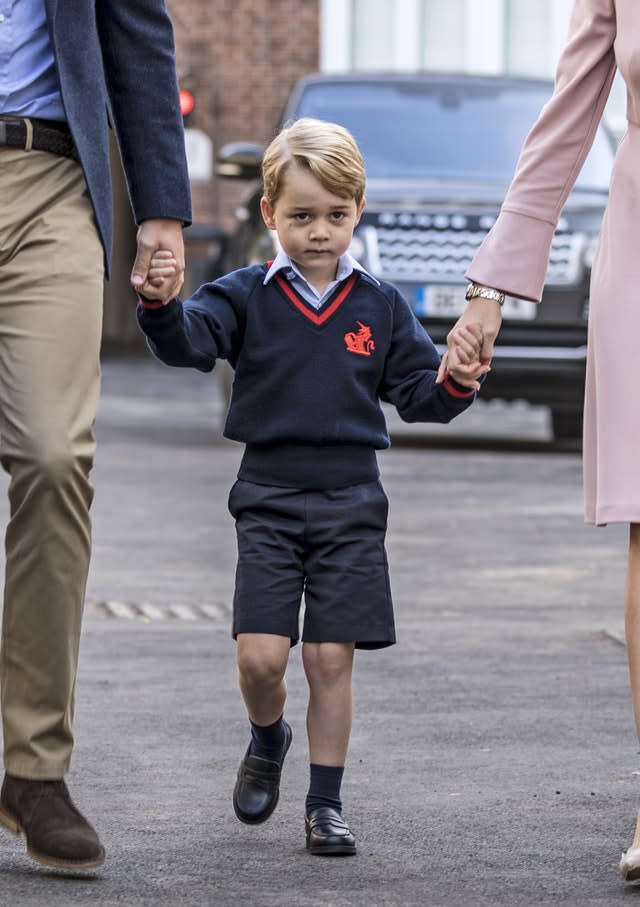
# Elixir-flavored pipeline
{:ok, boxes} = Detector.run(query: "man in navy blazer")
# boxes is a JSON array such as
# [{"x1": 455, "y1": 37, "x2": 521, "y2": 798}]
[{"x1": 0, "y1": 0, "x2": 191, "y2": 871}]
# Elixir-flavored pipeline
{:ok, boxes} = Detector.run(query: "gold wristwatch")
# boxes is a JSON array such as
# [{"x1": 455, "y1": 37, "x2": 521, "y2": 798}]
[{"x1": 465, "y1": 283, "x2": 505, "y2": 307}]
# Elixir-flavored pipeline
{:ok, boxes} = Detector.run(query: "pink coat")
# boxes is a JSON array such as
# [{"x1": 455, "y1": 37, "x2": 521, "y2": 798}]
[{"x1": 467, "y1": 0, "x2": 636, "y2": 526}]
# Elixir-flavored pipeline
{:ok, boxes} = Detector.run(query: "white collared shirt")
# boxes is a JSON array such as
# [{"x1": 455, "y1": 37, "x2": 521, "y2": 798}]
[{"x1": 264, "y1": 250, "x2": 378, "y2": 309}]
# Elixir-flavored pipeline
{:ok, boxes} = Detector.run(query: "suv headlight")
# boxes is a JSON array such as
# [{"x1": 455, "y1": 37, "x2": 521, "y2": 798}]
[{"x1": 350, "y1": 226, "x2": 380, "y2": 273}]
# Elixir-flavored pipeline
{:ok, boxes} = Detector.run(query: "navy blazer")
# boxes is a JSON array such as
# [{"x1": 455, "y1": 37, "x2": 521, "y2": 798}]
[{"x1": 44, "y1": 0, "x2": 192, "y2": 272}]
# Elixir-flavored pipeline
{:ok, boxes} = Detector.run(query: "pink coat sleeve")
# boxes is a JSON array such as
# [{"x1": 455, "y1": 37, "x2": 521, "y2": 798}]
[{"x1": 466, "y1": 0, "x2": 617, "y2": 301}]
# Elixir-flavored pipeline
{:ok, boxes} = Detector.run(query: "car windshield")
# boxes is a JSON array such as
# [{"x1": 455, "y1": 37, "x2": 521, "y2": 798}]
[{"x1": 294, "y1": 80, "x2": 613, "y2": 191}]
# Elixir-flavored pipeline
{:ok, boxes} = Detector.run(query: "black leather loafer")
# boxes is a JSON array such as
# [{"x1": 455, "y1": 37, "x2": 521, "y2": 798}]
[
  {"x1": 232, "y1": 722, "x2": 292, "y2": 825},
  {"x1": 305, "y1": 806, "x2": 356, "y2": 856}
]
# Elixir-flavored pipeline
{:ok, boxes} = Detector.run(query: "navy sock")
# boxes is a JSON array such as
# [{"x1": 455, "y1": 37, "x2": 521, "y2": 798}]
[
  {"x1": 249, "y1": 715, "x2": 287, "y2": 762},
  {"x1": 305, "y1": 763, "x2": 344, "y2": 816}
]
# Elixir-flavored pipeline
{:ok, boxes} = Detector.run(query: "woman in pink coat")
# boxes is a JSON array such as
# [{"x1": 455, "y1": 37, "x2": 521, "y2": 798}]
[{"x1": 444, "y1": 0, "x2": 640, "y2": 880}]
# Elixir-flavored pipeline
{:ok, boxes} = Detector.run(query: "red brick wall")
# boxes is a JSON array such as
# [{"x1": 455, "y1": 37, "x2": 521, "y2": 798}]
[{"x1": 167, "y1": 0, "x2": 320, "y2": 227}]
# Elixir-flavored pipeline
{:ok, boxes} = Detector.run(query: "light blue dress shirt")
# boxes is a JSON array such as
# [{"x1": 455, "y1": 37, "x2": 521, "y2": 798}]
[
  {"x1": 0, "y1": 0, "x2": 65, "y2": 119},
  {"x1": 264, "y1": 250, "x2": 378, "y2": 310}
]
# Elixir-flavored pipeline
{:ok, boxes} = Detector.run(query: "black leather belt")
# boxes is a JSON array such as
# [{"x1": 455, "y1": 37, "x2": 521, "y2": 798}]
[{"x1": 0, "y1": 116, "x2": 79, "y2": 162}]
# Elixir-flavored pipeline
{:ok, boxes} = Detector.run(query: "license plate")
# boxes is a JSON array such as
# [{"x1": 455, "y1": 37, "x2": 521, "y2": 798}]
[{"x1": 414, "y1": 285, "x2": 537, "y2": 321}]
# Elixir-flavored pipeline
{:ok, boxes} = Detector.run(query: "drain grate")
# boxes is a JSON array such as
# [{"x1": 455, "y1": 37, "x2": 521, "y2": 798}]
[{"x1": 87, "y1": 600, "x2": 231, "y2": 622}]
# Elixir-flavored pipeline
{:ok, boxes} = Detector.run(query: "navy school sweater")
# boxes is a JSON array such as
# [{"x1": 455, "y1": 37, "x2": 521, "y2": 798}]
[{"x1": 137, "y1": 264, "x2": 477, "y2": 489}]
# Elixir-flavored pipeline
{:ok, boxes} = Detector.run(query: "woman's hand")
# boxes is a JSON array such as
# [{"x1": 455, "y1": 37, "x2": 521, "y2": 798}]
[
  {"x1": 436, "y1": 296, "x2": 503, "y2": 384},
  {"x1": 443, "y1": 322, "x2": 491, "y2": 390}
]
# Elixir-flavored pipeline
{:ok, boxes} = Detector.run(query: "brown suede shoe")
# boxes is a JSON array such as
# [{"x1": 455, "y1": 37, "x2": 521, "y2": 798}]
[{"x1": 0, "y1": 774, "x2": 105, "y2": 870}]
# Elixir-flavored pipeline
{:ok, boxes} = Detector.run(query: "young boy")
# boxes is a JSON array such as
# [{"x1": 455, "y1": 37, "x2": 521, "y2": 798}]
[{"x1": 136, "y1": 118, "x2": 487, "y2": 856}]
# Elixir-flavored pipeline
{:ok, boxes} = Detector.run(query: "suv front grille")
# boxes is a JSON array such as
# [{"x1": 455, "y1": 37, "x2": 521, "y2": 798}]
[{"x1": 361, "y1": 216, "x2": 585, "y2": 286}]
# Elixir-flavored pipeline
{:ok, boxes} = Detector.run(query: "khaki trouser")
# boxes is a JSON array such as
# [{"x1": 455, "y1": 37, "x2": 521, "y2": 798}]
[{"x1": 0, "y1": 147, "x2": 104, "y2": 779}]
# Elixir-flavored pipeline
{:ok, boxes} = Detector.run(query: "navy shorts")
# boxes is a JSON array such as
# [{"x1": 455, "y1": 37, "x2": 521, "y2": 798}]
[{"x1": 228, "y1": 479, "x2": 396, "y2": 649}]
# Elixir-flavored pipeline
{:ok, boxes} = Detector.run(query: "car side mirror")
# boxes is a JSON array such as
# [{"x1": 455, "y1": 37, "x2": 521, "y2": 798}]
[{"x1": 216, "y1": 143, "x2": 263, "y2": 180}]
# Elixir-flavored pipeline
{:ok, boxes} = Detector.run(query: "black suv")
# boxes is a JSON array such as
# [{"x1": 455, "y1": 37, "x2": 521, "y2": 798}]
[{"x1": 216, "y1": 73, "x2": 615, "y2": 441}]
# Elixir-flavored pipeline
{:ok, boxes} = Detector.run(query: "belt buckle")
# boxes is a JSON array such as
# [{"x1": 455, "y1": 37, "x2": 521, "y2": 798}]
[
  {"x1": 0, "y1": 115, "x2": 25, "y2": 148},
  {"x1": 0, "y1": 115, "x2": 31, "y2": 151}
]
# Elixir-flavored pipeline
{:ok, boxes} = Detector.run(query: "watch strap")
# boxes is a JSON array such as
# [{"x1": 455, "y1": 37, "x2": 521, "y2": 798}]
[{"x1": 465, "y1": 283, "x2": 505, "y2": 306}]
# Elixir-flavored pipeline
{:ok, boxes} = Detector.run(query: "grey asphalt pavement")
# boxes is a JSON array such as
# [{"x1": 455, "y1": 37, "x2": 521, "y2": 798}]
[{"x1": 0, "y1": 356, "x2": 637, "y2": 906}]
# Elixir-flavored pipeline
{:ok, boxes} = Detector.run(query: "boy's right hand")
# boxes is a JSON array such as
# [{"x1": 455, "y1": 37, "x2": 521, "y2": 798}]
[
  {"x1": 436, "y1": 297, "x2": 502, "y2": 385},
  {"x1": 137, "y1": 250, "x2": 179, "y2": 304},
  {"x1": 440, "y1": 322, "x2": 490, "y2": 390}
]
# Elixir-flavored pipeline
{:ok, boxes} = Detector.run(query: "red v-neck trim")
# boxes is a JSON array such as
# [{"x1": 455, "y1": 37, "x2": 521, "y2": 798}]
[{"x1": 273, "y1": 272, "x2": 358, "y2": 325}]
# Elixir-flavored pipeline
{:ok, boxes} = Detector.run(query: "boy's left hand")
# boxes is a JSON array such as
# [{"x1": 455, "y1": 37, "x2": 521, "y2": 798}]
[
  {"x1": 137, "y1": 250, "x2": 178, "y2": 304},
  {"x1": 131, "y1": 218, "x2": 185, "y2": 301},
  {"x1": 437, "y1": 322, "x2": 490, "y2": 391}
]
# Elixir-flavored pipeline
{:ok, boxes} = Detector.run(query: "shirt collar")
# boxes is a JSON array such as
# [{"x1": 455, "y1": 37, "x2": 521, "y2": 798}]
[{"x1": 263, "y1": 249, "x2": 379, "y2": 287}]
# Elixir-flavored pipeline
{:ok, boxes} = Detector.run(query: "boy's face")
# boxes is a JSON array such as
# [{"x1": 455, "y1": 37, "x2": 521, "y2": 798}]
[{"x1": 260, "y1": 164, "x2": 365, "y2": 287}]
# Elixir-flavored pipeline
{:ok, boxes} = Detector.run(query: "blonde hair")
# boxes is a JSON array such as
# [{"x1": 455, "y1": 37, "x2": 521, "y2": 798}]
[{"x1": 261, "y1": 118, "x2": 366, "y2": 206}]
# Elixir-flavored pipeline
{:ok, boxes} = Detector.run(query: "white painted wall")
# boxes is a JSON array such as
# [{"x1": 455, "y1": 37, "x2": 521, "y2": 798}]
[{"x1": 319, "y1": 0, "x2": 624, "y2": 130}]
